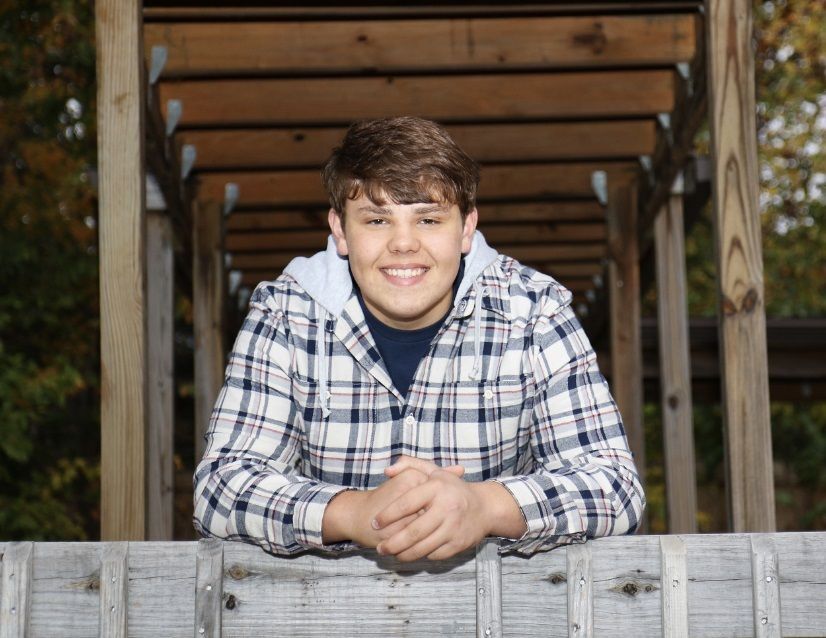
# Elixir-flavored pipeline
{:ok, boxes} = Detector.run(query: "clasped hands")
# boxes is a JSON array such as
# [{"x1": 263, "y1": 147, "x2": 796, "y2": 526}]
[{"x1": 322, "y1": 456, "x2": 526, "y2": 562}]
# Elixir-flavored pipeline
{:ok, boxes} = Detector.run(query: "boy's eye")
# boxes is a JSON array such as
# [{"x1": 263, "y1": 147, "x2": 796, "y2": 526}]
[
  {"x1": 420, "y1": 218, "x2": 439, "y2": 225},
  {"x1": 366, "y1": 218, "x2": 386, "y2": 225}
]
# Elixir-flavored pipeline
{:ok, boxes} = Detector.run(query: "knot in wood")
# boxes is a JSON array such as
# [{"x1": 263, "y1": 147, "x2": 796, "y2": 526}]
[
  {"x1": 572, "y1": 22, "x2": 607, "y2": 54},
  {"x1": 356, "y1": 34, "x2": 368, "y2": 43},
  {"x1": 227, "y1": 564, "x2": 249, "y2": 580},
  {"x1": 548, "y1": 572, "x2": 566, "y2": 585},
  {"x1": 293, "y1": 132, "x2": 305, "y2": 142},
  {"x1": 622, "y1": 582, "x2": 639, "y2": 596},
  {"x1": 667, "y1": 394, "x2": 680, "y2": 410},
  {"x1": 742, "y1": 288, "x2": 759, "y2": 313},
  {"x1": 225, "y1": 593, "x2": 237, "y2": 610}
]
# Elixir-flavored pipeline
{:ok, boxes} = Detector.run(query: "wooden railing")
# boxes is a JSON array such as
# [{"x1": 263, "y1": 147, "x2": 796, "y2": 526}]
[{"x1": 1, "y1": 532, "x2": 824, "y2": 637}]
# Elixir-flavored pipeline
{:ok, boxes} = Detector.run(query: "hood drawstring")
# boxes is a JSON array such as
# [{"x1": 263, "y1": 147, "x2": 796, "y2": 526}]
[
  {"x1": 318, "y1": 312, "x2": 332, "y2": 418},
  {"x1": 468, "y1": 282, "x2": 485, "y2": 381}
]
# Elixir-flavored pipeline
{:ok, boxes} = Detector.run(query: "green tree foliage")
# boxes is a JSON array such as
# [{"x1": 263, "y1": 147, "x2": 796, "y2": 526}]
[{"x1": 0, "y1": 0, "x2": 100, "y2": 539}]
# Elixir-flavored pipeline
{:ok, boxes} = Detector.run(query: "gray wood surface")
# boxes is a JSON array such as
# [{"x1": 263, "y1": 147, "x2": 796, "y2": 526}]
[
  {"x1": 0, "y1": 541, "x2": 33, "y2": 638},
  {"x1": 2, "y1": 534, "x2": 825, "y2": 637},
  {"x1": 660, "y1": 536, "x2": 688, "y2": 638},
  {"x1": 100, "y1": 543, "x2": 128, "y2": 638},
  {"x1": 566, "y1": 543, "x2": 593, "y2": 638},
  {"x1": 475, "y1": 539, "x2": 502, "y2": 638},
  {"x1": 195, "y1": 539, "x2": 224, "y2": 638},
  {"x1": 751, "y1": 536, "x2": 781, "y2": 638}
]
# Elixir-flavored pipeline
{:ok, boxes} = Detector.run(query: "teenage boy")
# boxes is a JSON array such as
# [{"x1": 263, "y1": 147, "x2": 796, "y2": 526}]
[{"x1": 193, "y1": 117, "x2": 644, "y2": 560}]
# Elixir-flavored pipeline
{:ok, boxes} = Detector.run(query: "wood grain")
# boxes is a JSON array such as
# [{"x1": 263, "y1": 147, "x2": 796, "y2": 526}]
[
  {"x1": 476, "y1": 539, "x2": 502, "y2": 638},
  {"x1": 751, "y1": 536, "x2": 781, "y2": 638},
  {"x1": 567, "y1": 543, "x2": 594, "y2": 637},
  {"x1": 705, "y1": 0, "x2": 776, "y2": 532},
  {"x1": 660, "y1": 536, "x2": 689, "y2": 638},
  {"x1": 195, "y1": 539, "x2": 223, "y2": 638},
  {"x1": 0, "y1": 542, "x2": 33, "y2": 638},
  {"x1": 146, "y1": 213, "x2": 175, "y2": 540},
  {"x1": 180, "y1": 120, "x2": 656, "y2": 171},
  {"x1": 96, "y1": 0, "x2": 147, "y2": 541},
  {"x1": 159, "y1": 71, "x2": 674, "y2": 126},
  {"x1": 100, "y1": 543, "x2": 128, "y2": 638},
  {"x1": 654, "y1": 194, "x2": 698, "y2": 533}
]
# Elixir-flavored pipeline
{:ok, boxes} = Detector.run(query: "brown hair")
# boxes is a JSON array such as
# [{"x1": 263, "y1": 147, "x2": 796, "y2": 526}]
[{"x1": 321, "y1": 117, "x2": 480, "y2": 217}]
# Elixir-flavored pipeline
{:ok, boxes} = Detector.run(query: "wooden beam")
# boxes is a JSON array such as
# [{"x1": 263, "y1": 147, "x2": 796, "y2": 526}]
[
  {"x1": 199, "y1": 162, "x2": 635, "y2": 207},
  {"x1": 224, "y1": 201, "x2": 606, "y2": 232},
  {"x1": 654, "y1": 193, "x2": 697, "y2": 534},
  {"x1": 193, "y1": 200, "x2": 226, "y2": 463},
  {"x1": 705, "y1": 0, "x2": 775, "y2": 532},
  {"x1": 607, "y1": 182, "x2": 646, "y2": 499},
  {"x1": 145, "y1": 14, "x2": 696, "y2": 77},
  {"x1": 180, "y1": 120, "x2": 657, "y2": 170},
  {"x1": 225, "y1": 223, "x2": 606, "y2": 253},
  {"x1": 159, "y1": 71, "x2": 675, "y2": 126},
  {"x1": 146, "y1": 212, "x2": 175, "y2": 540},
  {"x1": 97, "y1": 0, "x2": 147, "y2": 541}
]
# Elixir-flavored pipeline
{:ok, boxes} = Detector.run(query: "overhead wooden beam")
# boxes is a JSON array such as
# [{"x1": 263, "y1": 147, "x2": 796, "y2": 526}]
[
  {"x1": 705, "y1": 0, "x2": 775, "y2": 532},
  {"x1": 607, "y1": 181, "x2": 646, "y2": 502},
  {"x1": 180, "y1": 121, "x2": 657, "y2": 171},
  {"x1": 97, "y1": 0, "x2": 147, "y2": 541},
  {"x1": 225, "y1": 201, "x2": 606, "y2": 232},
  {"x1": 198, "y1": 162, "x2": 635, "y2": 207},
  {"x1": 159, "y1": 70, "x2": 675, "y2": 126},
  {"x1": 193, "y1": 200, "x2": 226, "y2": 463},
  {"x1": 229, "y1": 243, "x2": 606, "y2": 272},
  {"x1": 654, "y1": 191, "x2": 698, "y2": 534},
  {"x1": 145, "y1": 14, "x2": 696, "y2": 77},
  {"x1": 225, "y1": 223, "x2": 606, "y2": 253}
]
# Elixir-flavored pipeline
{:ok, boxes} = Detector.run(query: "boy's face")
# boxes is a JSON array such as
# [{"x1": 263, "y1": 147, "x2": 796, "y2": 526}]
[{"x1": 329, "y1": 193, "x2": 477, "y2": 330}]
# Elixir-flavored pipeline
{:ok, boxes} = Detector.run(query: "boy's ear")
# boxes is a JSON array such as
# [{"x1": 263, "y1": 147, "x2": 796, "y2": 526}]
[
  {"x1": 461, "y1": 208, "x2": 478, "y2": 254},
  {"x1": 328, "y1": 208, "x2": 349, "y2": 256}
]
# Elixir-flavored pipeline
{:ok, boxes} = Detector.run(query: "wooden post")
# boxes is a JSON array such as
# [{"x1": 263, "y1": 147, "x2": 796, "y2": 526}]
[
  {"x1": 654, "y1": 186, "x2": 698, "y2": 533},
  {"x1": 96, "y1": 0, "x2": 147, "y2": 540},
  {"x1": 608, "y1": 182, "x2": 646, "y2": 491},
  {"x1": 193, "y1": 200, "x2": 226, "y2": 462},
  {"x1": 146, "y1": 212, "x2": 175, "y2": 540},
  {"x1": 705, "y1": 0, "x2": 776, "y2": 531}
]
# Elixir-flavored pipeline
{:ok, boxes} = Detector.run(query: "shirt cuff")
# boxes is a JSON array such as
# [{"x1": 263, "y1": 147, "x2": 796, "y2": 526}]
[
  {"x1": 489, "y1": 475, "x2": 587, "y2": 555},
  {"x1": 291, "y1": 483, "x2": 358, "y2": 552}
]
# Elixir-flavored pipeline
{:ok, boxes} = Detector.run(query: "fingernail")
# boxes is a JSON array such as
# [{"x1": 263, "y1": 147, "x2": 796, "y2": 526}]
[
  {"x1": 371, "y1": 519, "x2": 380, "y2": 530},
  {"x1": 376, "y1": 544, "x2": 384, "y2": 555}
]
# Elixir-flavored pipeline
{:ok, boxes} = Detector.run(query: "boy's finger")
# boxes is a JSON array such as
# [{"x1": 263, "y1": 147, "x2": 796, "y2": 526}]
[{"x1": 372, "y1": 483, "x2": 433, "y2": 529}]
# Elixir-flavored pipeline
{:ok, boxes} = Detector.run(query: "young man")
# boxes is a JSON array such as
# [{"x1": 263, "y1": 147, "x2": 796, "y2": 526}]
[{"x1": 193, "y1": 117, "x2": 644, "y2": 560}]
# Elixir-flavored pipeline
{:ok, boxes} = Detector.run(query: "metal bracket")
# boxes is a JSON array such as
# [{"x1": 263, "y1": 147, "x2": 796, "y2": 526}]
[
  {"x1": 590, "y1": 171, "x2": 608, "y2": 206},
  {"x1": 671, "y1": 172, "x2": 685, "y2": 196},
  {"x1": 676, "y1": 62, "x2": 690, "y2": 82},
  {"x1": 149, "y1": 46, "x2": 168, "y2": 85},
  {"x1": 223, "y1": 183, "x2": 239, "y2": 216},
  {"x1": 165, "y1": 99, "x2": 182, "y2": 136},
  {"x1": 181, "y1": 144, "x2": 197, "y2": 180}
]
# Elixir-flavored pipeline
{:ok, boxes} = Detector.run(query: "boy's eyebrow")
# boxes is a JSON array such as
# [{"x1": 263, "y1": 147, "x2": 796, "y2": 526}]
[{"x1": 355, "y1": 203, "x2": 449, "y2": 215}]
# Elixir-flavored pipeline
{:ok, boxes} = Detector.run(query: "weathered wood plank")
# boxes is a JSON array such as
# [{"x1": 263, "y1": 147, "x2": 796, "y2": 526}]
[
  {"x1": 608, "y1": 182, "x2": 646, "y2": 494},
  {"x1": 100, "y1": 543, "x2": 128, "y2": 638},
  {"x1": 660, "y1": 536, "x2": 689, "y2": 638},
  {"x1": 476, "y1": 539, "x2": 502, "y2": 638},
  {"x1": 198, "y1": 162, "x2": 635, "y2": 207},
  {"x1": 705, "y1": 0, "x2": 776, "y2": 532},
  {"x1": 195, "y1": 539, "x2": 223, "y2": 638},
  {"x1": 145, "y1": 15, "x2": 696, "y2": 76},
  {"x1": 566, "y1": 544, "x2": 593, "y2": 638},
  {"x1": 655, "y1": 193, "x2": 698, "y2": 533},
  {"x1": 96, "y1": 0, "x2": 147, "y2": 541},
  {"x1": 0, "y1": 542, "x2": 33, "y2": 638},
  {"x1": 159, "y1": 71, "x2": 674, "y2": 126},
  {"x1": 146, "y1": 212, "x2": 175, "y2": 540},
  {"x1": 193, "y1": 200, "x2": 226, "y2": 463},
  {"x1": 180, "y1": 121, "x2": 656, "y2": 171},
  {"x1": 751, "y1": 536, "x2": 781, "y2": 638}
]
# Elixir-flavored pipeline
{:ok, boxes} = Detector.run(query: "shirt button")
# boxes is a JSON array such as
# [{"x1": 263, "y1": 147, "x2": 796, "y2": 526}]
[
  {"x1": 484, "y1": 389, "x2": 494, "y2": 400},
  {"x1": 404, "y1": 414, "x2": 416, "y2": 427}
]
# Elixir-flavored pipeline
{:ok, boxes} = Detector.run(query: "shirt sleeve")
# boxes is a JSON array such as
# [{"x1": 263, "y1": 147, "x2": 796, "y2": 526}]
[
  {"x1": 192, "y1": 286, "x2": 356, "y2": 556},
  {"x1": 490, "y1": 302, "x2": 645, "y2": 555}
]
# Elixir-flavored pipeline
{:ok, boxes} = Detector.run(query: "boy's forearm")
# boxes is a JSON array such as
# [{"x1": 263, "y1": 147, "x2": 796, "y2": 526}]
[
  {"x1": 321, "y1": 489, "x2": 364, "y2": 544},
  {"x1": 472, "y1": 481, "x2": 528, "y2": 540}
]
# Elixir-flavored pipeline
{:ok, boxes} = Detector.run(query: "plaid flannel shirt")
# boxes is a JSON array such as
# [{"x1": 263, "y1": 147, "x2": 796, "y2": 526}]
[{"x1": 193, "y1": 233, "x2": 644, "y2": 556}]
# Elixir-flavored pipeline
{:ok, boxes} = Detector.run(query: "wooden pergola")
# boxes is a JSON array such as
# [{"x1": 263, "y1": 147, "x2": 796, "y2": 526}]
[{"x1": 95, "y1": 1, "x2": 776, "y2": 541}]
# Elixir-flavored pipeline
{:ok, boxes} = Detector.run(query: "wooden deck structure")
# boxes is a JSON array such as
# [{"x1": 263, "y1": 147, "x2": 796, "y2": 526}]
[
  {"x1": 93, "y1": 0, "x2": 791, "y2": 542},
  {"x1": 2, "y1": 533, "x2": 826, "y2": 636}
]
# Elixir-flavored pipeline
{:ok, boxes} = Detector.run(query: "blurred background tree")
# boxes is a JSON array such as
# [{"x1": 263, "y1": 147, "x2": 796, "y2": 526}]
[{"x1": 0, "y1": 0, "x2": 822, "y2": 539}]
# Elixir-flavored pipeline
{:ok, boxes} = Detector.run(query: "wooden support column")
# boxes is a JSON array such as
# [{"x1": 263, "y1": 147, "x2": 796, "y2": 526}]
[
  {"x1": 193, "y1": 200, "x2": 226, "y2": 462},
  {"x1": 655, "y1": 185, "x2": 698, "y2": 533},
  {"x1": 705, "y1": 0, "x2": 776, "y2": 531},
  {"x1": 608, "y1": 182, "x2": 646, "y2": 490},
  {"x1": 146, "y1": 212, "x2": 175, "y2": 540},
  {"x1": 96, "y1": 0, "x2": 146, "y2": 540}
]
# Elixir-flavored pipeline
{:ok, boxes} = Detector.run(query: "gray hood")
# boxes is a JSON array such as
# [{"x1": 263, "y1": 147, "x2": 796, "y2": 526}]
[{"x1": 283, "y1": 230, "x2": 500, "y2": 317}]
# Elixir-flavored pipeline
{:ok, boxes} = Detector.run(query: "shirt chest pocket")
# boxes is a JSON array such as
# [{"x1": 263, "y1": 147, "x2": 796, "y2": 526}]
[{"x1": 416, "y1": 376, "x2": 532, "y2": 480}]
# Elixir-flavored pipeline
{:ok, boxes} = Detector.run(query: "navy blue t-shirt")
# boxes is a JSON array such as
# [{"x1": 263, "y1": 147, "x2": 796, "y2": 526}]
[{"x1": 355, "y1": 261, "x2": 464, "y2": 399}]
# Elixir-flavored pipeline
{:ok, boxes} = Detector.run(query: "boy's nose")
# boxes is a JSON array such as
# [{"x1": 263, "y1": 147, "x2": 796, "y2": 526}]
[{"x1": 388, "y1": 224, "x2": 420, "y2": 253}]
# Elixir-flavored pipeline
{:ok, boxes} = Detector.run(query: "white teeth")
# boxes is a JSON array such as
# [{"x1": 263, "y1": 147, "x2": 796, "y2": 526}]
[{"x1": 384, "y1": 268, "x2": 427, "y2": 279}]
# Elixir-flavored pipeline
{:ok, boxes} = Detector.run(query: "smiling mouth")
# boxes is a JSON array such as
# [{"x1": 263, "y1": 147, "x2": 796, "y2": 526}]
[{"x1": 381, "y1": 267, "x2": 429, "y2": 279}]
